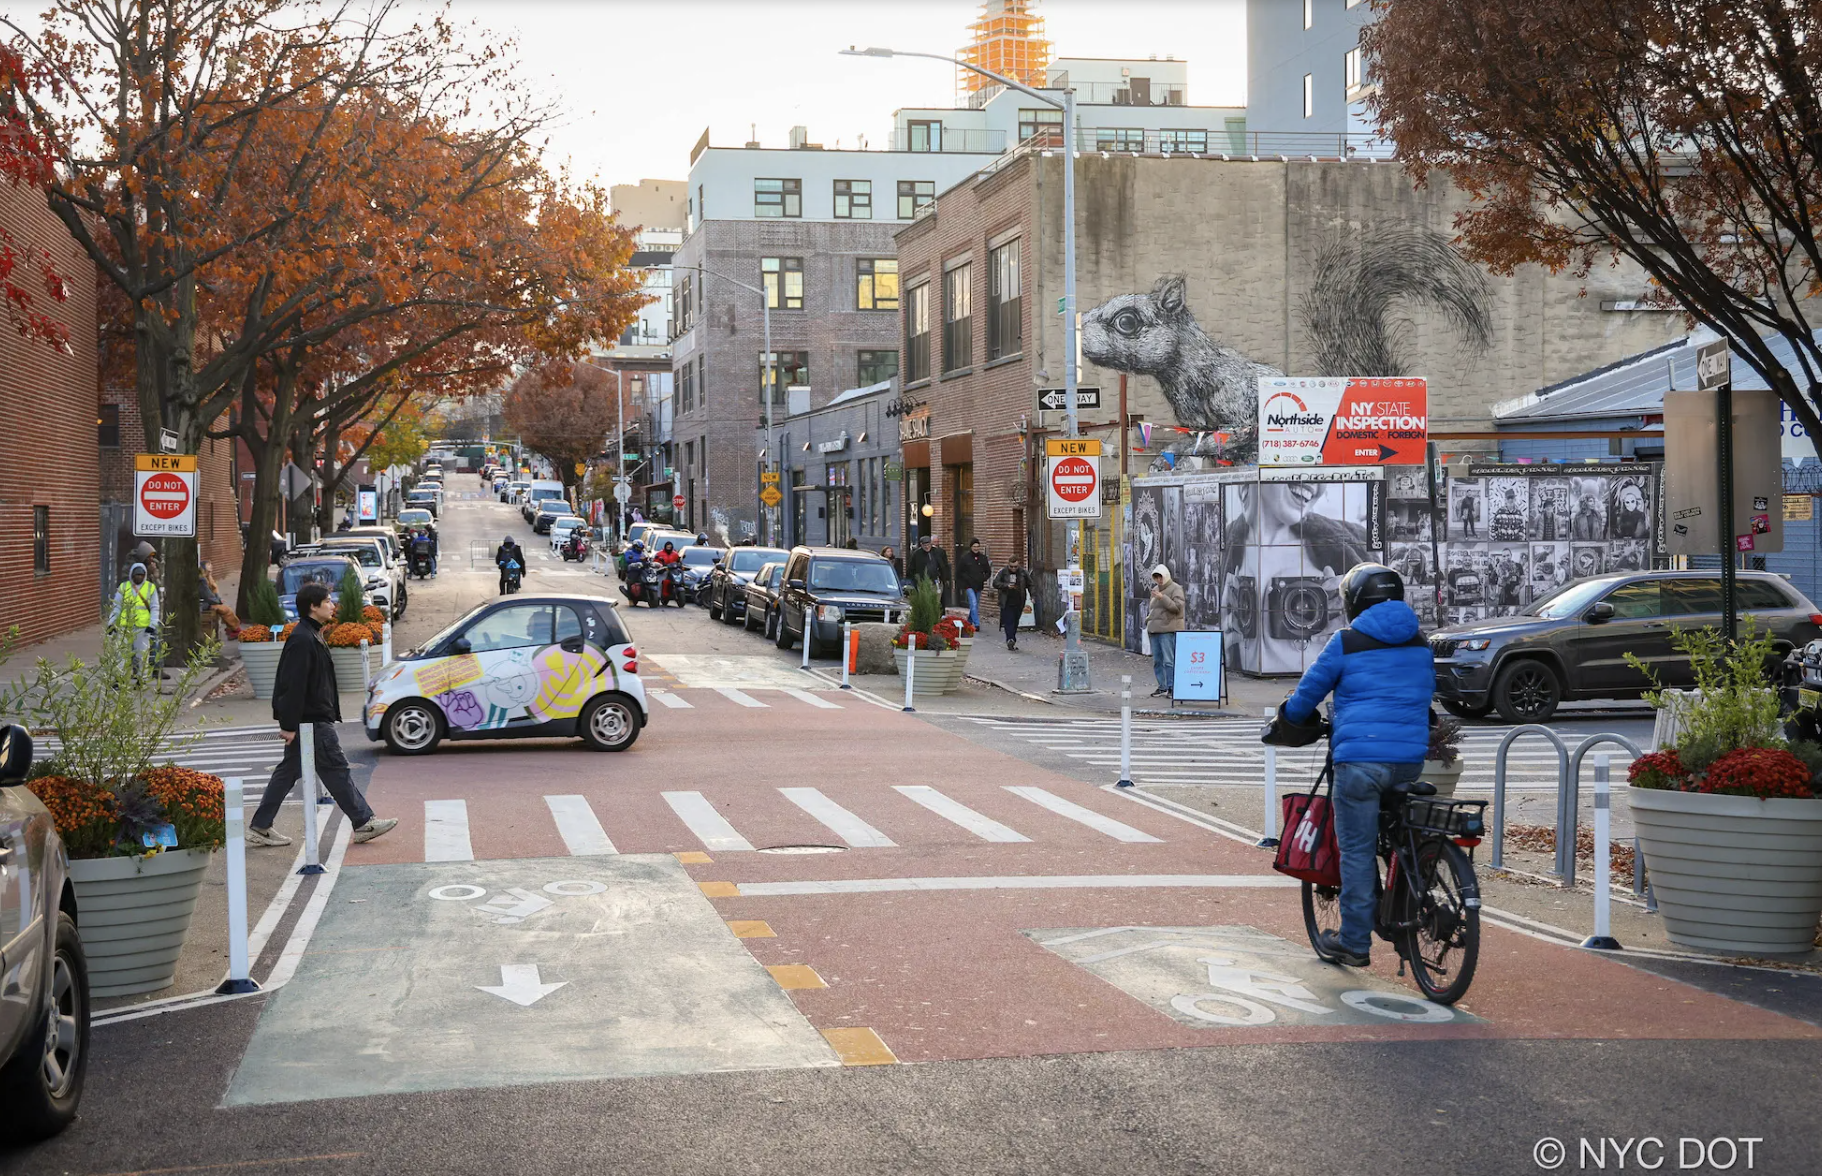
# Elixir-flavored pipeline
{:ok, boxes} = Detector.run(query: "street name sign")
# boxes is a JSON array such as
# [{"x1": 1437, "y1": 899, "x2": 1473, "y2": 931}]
[{"x1": 133, "y1": 453, "x2": 197, "y2": 537}]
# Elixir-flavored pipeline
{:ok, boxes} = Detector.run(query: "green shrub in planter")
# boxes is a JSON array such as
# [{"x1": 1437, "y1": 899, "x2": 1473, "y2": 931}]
[
  {"x1": 336, "y1": 565, "x2": 366, "y2": 625},
  {"x1": 245, "y1": 576, "x2": 285, "y2": 627}
]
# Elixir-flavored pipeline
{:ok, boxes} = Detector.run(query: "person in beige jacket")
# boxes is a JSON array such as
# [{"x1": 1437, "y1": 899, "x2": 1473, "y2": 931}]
[{"x1": 1146, "y1": 563, "x2": 1187, "y2": 696}]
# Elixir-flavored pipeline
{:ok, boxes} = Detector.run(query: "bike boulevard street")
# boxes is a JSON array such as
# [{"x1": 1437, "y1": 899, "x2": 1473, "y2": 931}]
[{"x1": 13, "y1": 490, "x2": 1822, "y2": 1176}]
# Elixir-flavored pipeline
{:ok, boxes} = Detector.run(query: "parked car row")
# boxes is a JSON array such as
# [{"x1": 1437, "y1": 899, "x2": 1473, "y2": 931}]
[{"x1": 696, "y1": 545, "x2": 909, "y2": 658}]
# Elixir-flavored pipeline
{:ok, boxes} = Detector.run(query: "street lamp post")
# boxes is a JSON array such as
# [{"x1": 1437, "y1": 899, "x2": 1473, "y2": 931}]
[
  {"x1": 690, "y1": 263, "x2": 776, "y2": 544},
  {"x1": 842, "y1": 46, "x2": 1090, "y2": 692},
  {"x1": 613, "y1": 369, "x2": 627, "y2": 544}
]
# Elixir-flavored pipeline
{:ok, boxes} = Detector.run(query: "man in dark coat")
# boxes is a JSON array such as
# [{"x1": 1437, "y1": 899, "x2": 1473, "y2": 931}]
[
  {"x1": 246, "y1": 583, "x2": 396, "y2": 847},
  {"x1": 992, "y1": 558, "x2": 1033, "y2": 651},
  {"x1": 956, "y1": 539, "x2": 992, "y2": 629},
  {"x1": 907, "y1": 535, "x2": 951, "y2": 604}
]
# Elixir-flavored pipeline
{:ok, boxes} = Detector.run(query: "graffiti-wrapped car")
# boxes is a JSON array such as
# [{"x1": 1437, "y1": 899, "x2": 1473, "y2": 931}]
[{"x1": 363, "y1": 594, "x2": 647, "y2": 755}]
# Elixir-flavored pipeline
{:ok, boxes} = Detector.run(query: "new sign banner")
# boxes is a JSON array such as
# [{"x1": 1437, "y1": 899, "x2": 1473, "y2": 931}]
[{"x1": 1258, "y1": 377, "x2": 1428, "y2": 467}]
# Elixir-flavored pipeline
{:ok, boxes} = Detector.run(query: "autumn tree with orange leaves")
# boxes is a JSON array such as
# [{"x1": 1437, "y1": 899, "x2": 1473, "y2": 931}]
[
  {"x1": 1366, "y1": 0, "x2": 1822, "y2": 454},
  {"x1": 0, "y1": 46, "x2": 67, "y2": 347},
  {"x1": 504, "y1": 364, "x2": 628, "y2": 501}
]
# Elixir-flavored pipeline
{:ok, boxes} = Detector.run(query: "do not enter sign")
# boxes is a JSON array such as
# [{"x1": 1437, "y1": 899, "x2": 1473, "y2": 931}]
[
  {"x1": 1046, "y1": 453, "x2": 1102, "y2": 519},
  {"x1": 673, "y1": 493, "x2": 687, "y2": 511},
  {"x1": 133, "y1": 453, "x2": 198, "y2": 537}
]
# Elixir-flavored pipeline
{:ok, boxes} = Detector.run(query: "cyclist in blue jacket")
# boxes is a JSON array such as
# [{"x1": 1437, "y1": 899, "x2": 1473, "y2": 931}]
[{"x1": 1279, "y1": 563, "x2": 1435, "y2": 968}]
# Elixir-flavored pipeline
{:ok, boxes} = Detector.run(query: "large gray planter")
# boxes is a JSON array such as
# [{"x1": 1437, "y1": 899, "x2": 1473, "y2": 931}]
[
  {"x1": 329, "y1": 644, "x2": 373, "y2": 693},
  {"x1": 1631, "y1": 787, "x2": 1822, "y2": 956},
  {"x1": 68, "y1": 847, "x2": 213, "y2": 997},
  {"x1": 892, "y1": 647, "x2": 969, "y2": 696},
  {"x1": 239, "y1": 641, "x2": 284, "y2": 700},
  {"x1": 1418, "y1": 758, "x2": 1463, "y2": 799}
]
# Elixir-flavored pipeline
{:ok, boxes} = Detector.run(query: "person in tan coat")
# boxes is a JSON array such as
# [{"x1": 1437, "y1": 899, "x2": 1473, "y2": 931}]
[{"x1": 1146, "y1": 563, "x2": 1187, "y2": 696}]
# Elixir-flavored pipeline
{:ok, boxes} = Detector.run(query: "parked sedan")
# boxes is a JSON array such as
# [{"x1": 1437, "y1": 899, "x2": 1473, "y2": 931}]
[
  {"x1": 0, "y1": 724, "x2": 90, "y2": 1142},
  {"x1": 1430, "y1": 570, "x2": 1822, "y2": 722},
  {"x1": 364, "y1": 594, "x2": 647, "y2": 755},
  {"x1": 276, "y1": 556, "x2": 367, "y2": 620},
  {"x1": 705, "y1": 546, "x2": 790, "y2": 624},
  {"x1": 678, "y1": 545, "x2": 726, "y2": 603},
  {"x1": 741, "y1": 562, "x2": 786, "y2": 639}
]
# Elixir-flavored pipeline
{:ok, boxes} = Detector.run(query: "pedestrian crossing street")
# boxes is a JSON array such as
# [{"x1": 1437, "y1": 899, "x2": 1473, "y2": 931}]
[
  {"x1": 963, "y1": 715, "x2": 1640, "y2": 793},
  {"x1": 412, "y1": 783, "x2": 1165, "y2": 863}
]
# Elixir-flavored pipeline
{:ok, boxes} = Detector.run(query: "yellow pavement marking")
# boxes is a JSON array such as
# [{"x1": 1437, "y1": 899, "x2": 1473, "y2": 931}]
[
  {"x1": 698, "y1": 881, "x2": 740, "y2": 898},
  {"x1": 767, "y1": 964, "x2": 827, "y2": 990},
  {"x1": 728, "y1": 920, "x2": 775, "y2": 938},
  {"x1": 674, "y1": 851, "x2": 713, "y2": 864},
  {"x1": 821, "y1": 1027, "x2": 898, "y2": 1066}
]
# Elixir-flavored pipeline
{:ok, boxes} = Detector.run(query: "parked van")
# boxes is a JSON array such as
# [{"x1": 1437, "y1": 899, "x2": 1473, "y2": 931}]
[{"x1": 521, "y1": 479, "x2": 566, "y2": 521}]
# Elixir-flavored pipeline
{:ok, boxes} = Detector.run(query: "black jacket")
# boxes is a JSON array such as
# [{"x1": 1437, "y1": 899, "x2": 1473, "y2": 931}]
[
  {"x1": 496, "y1": 542, "x2": 524, "y2": 569},
  {"x1": 994, "y1": 567, "x2": 1032, "y2": 599},
  {"x1": 908, "y1": 546, "x2": 950, "y2": 585},
  {"x1": 957, "y1": 550, "x2": 992, "y2": 591},
  {"x1": 272, "y1": 616, "x2": 341, "y2": 732}
]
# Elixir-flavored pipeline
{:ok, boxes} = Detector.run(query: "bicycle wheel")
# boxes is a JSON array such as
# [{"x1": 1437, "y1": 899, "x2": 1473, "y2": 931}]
[
  {"x1": 1398, "y1": 838, "x2": 1480, "y2": 1004},
  {"x1": 1302, "y1": 880, "x2": 1343, "y2": 961}
]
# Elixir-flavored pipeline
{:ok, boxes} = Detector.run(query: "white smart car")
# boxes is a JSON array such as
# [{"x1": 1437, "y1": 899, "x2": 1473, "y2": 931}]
[{"x1": 363, "y1": 594, "x2": 647, "y2": 755}]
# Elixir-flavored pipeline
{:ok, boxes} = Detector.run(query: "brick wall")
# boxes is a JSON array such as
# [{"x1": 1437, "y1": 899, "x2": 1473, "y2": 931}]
[{"x1": 0, "y1": 183, "x2": 100, "y2": 645}]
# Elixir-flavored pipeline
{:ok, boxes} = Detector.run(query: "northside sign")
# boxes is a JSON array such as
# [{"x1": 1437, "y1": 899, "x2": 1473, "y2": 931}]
[{"x1": 1257, "y1": 376, "x2": 1428, "y2": 467}]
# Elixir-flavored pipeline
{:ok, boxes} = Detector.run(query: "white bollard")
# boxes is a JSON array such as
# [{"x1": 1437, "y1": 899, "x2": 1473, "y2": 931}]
[
  {"x1": 1259, "y1": 706, "x2": 1280, "y2": 848},
  {"x1": 359, "y1": 638, "x2": 372, "y2": 686},
  {"x1": 1582, "y1": 752, "x2": 1622, "y2": 950},
  {"x1": 801, "y1": 618, "x2": 812, "y2": 669},
  {"x1": 297, "y1": 723, "x2": 325, "y2": 876},
  {"x1": 1116, "y1": 674, "x2": 1134, "y2": 788},
  {"x1": 902, "y1": 644, "x2": 916, "y2": 713},
  {"x1": 216, "y1": 776, "x2": 260, "y2": 994},
  {"x1": 382, "y1": 622, "x2": 393, "y2": 669},
  {"x1": 840, "y1": 622, "x2": 853, "y2": 690}
]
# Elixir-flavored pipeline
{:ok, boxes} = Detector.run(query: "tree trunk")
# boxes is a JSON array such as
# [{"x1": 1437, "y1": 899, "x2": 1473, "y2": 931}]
[{"x1": 234, "y1": 389, "x2": 297, "y2": 618}]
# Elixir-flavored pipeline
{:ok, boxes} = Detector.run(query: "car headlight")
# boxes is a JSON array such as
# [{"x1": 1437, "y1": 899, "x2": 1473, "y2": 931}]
[
  {"x1": 1456, "y1": 638, "x2": 1492, "y2": 652},
  {"x1": 816, "y1": 605, "x2": 843, "y2": 622}
]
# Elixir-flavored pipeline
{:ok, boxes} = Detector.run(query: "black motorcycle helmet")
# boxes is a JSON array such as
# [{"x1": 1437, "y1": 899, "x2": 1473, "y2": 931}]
[{"x1": 1341, "y1": 562, "x2": 1405, "y2": 622}]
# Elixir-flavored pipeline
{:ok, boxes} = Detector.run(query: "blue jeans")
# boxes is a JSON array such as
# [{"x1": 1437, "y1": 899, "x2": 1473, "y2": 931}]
[
  {"x1": 965, "y1": 588, "x2": 980, "y2": 628},
  {"x1": 1149, "y1": 630, "x2": 1176, "y2": 692},
  {"x1": 1331, "y1": 760, "x2": 1424, "y2": 954}
]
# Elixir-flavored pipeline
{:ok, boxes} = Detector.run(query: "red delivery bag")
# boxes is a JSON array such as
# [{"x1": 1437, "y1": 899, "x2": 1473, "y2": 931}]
[{"x1": 1272, "y1": 769, "x2": 1341, "y2": 888}]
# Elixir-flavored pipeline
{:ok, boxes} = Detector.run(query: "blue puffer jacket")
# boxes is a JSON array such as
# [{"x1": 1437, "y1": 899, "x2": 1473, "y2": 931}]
[{"x1": 1283, "y1": 600, "x2": 1434, "y2": 765}]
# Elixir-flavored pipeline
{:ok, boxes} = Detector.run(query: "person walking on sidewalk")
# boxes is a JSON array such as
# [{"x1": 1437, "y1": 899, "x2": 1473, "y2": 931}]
[
  {"x1": 1145, "y1": 564, "x2": 1185, "y2": 697},
  {"x1": 992, "y1": 558, "x2": 1032, "y2": 651},
  {"x1": 957, "y1": 539, "x2": 991, "y2": 629},
  {"x1": 908, "y1": 535, "x2": 950, "y2": 605},
  {"x1": 246, "y1": 583, "x2": 397, "y2": 848},
  {"x1": 108, "y1": 562, "x2": 161, "y2": 683}
]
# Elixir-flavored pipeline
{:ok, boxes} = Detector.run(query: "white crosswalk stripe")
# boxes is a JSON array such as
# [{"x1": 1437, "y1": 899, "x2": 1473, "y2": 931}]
[
  {"x1": 714, "y1": 687, "x2": 768, "y2": 708},
  {"x1": 894, "y1": 785, "x2": 1030, "y2": 843},
  {"x1": 963, "y1": 716, "x2": 1635, "y2": 792},
  {"x1": 780, "y1": 787, "x2": 896, "y2": 847},
  {"x1": 544, "y1": 794, "x2": 617, "y2": 855},
  {"x1": 424, "y1": 799, "x2": 473, "y2": 861},
  {"x1": 648, "y1": 690, "x2": 694, "y2": 709},
  {"x1": 1005, "y1": 786, "x2": 1161, "y2": 843},
  {"x1": 662, "y1": 790, "x2": 755, "y2": 851}
]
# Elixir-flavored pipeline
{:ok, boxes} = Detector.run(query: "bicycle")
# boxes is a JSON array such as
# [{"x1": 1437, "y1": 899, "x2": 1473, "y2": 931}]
[{"x1": 1282, "y1": 728, "x2": 1487, "y2": 1005}]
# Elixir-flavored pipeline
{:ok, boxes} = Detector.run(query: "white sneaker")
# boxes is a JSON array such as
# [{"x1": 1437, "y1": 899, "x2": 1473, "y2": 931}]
[
  {"x1": 352, "y1": 817, "x2": 398, "y2": 843},
  {"x1": 246, "y1": 826, "x2": 293, "y2": 847}
]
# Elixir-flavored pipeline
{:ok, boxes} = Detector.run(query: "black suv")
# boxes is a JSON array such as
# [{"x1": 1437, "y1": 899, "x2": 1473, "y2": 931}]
[
  {"x1": 773, "y1": 547, "x2": 908, "y2": 657},
  {"x1": 1430, "y1": 570, "x2": 1822, "y2": 722},
  {"x1": 704, "y1": 546, "x2": 790, "y2": 623}
]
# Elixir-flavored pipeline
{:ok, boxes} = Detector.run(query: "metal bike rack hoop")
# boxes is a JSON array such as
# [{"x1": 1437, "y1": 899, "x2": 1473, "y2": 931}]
[
  {"x1": 1490, "y1": 725, "x2": 1570, "y2": 872},
  {"x1": 1561, "y1": 733, "x2": 1646, "y2": 886}
]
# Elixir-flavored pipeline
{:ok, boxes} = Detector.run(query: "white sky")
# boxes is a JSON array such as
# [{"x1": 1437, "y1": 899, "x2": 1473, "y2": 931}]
[{"x1": 425, "y1": 0, "x2": 1248, "y2": 196}]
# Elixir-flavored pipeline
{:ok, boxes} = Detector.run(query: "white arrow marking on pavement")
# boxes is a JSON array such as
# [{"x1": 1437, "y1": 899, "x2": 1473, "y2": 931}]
[{"x1": 476, "y1": 964, "x2": 567, "y2": 1007}]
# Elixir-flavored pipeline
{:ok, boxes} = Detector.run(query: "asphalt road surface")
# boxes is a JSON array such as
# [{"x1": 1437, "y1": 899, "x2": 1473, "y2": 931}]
[{"x1": 10, "y1": 485, "x2": 1819, "y2": 1176}]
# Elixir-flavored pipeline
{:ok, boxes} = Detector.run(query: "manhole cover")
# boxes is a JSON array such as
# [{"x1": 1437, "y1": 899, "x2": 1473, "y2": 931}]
[{"x1": 758, "y1": 844, "x2": 846, "y2": 855}]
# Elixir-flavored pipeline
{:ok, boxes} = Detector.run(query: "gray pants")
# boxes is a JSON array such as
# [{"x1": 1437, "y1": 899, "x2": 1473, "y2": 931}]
[{"x1": 251, "y1": 723, "x2": 373, "y2": 830}]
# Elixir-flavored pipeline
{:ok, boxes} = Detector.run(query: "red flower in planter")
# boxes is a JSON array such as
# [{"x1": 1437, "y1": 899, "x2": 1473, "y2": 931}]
[
  {"x1": 1698, "y1": 747, "x2": 1815, "y2": 800},
  {"x1": 1628, "y1": 749, "x2": 1690, "y2": 792}
]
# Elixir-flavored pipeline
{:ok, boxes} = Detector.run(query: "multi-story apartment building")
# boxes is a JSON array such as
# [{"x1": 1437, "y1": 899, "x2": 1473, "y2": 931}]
[
  {"x1": 1246, "y1": 0, "x2": 1382, "y2": 148},
  {"x1": 595, "y1": 181, "x2": 684, "y2": 521}
]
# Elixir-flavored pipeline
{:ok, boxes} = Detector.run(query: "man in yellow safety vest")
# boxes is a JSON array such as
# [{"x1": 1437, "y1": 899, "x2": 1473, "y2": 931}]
[{"x1": 109, "y1": 561, "x2": 162, "y2": 682}]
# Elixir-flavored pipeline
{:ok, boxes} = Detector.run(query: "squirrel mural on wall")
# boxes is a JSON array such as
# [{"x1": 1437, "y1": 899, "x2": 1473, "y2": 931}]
[{"x1": 1081, "y1": 221, "x2": 1493, "y2": 467}]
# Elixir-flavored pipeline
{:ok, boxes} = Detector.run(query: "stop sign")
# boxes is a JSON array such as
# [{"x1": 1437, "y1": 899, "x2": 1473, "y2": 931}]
[
  {"x1": 140, "y1": 471, "x2": 191, "y2": 519},
  {"x1": 673, "y1": 493, "x2": 686, "y2": 511},
  {"x1": 1050, "y1": 456, "x2": 1096, "y2": 503}
]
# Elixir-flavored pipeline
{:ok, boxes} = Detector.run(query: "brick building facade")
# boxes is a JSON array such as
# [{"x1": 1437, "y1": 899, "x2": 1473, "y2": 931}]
[{"x1": 0, "y1": 183, "x2": 100, "y2": 645}]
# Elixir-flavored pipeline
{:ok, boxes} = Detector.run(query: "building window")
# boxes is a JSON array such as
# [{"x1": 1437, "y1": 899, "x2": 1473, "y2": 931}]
[
  {"x1": 988, "y1": 239, "x2": 1021, "y2": 361},
  {"x1": 1345, "y1": 47, "x2": 1364, "y2": 94},
  {"x1": 1304, "y1": 0, "x2": 1313, "y2": 29},
  {"x1": 1159, "y1": 128, "x2": 1207, "y2": 154},
  {"x1": 905, "y1": 284, "x2": 931, "y2": 383},
  {"x1": 97, "y1": 403, "x2": 120, "y2": 448},
  {"x1": 759, "y1": 351, "x2": 809, "y2": 405},
  {"x1": 1094, "y1": 128, "x2": 1145, "y2": 153},
  {"x1": 856, "y1": 259, "x2": 899, "y2": 311},
  {"x1": 906, "y1": 120, "x2": 942, "y2": 152},
  {"x1": 1303, "y1": 73, "x2": 1314, "y2": 119},
  {"x1": 1018, "y1": 108, "x2": 1063, "y2": 145},
  {"x1": 942, "y1": 264, "x2": 972, "y2": 373},
  {"x1": 32, "y1": 506, "x2": 48, "y2": 574},
  {"x1": 834, "y1": 179, "x2": 872, "y2": 219},
  {"x1": 674, "y1": 272, "x2": 693, "y2": 335},
  {"x1": 897, "y1": 180, "x2": 935, "y2": 219},
  {"x1": 754, "y1": 177, "x2": 801, "y2": 218},
  {"x1": 762, "y1": 257, "x2": 804, "y2": 310},
  {"x1": 857, "y1": 350, "x2": 899, "y2": 387}
]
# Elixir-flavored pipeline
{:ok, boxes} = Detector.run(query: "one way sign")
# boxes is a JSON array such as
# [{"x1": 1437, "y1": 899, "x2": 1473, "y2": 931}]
[{"x1": 1038, "y1": 387, "x2": 1101, "y2": 411}]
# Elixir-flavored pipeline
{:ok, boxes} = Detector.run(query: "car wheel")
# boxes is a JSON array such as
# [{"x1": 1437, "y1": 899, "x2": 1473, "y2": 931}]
[
  {"x1": 1491, "y1": 660, "x2": 1561, "y2": 724},
  {"x1": 775, "y1": 609, "x2": 794, "y2": 649},
  {"x1": 1441, "y1": 698, "x2": 1492, "y2": 720},
  {"x1": 708, "y1": 597, "x2": 724, "y2": 621},
  {"x1": 0, "y1": 910, "x2": 88, "y2": 1143},
  {"x1": 580, "y1": 693, "x2": 639, "y2": 752},
  {"x1": 744, "y1": 604, "x2": 759, "y2": 632},
  {"x1": 383, "y1": 701, "x2": 444, "y2": 755}
]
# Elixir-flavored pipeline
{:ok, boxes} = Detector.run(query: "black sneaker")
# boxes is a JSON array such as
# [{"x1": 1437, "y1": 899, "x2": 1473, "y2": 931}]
[{"x1": 1316, "y1": 930, "x2": 1370, "y2": 968}]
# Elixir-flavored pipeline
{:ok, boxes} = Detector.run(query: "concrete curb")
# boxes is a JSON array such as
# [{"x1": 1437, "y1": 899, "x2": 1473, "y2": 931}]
[{"x1": 186, "y1": 658, "x2": 245, "y2": 709}]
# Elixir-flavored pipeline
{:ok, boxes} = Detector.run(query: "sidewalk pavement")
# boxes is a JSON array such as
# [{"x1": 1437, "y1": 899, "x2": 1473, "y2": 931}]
[{"x1": 961, "y1": 630, "x2": 1289, "y2": 717}]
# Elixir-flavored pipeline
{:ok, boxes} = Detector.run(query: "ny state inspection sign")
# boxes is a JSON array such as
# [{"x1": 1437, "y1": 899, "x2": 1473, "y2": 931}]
[{"x1": 1257, "y1": 377, "x2": 1428, "y2": 467}]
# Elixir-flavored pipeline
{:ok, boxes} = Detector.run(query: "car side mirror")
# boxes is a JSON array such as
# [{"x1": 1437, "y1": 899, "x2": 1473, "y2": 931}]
[
  {"x1": 452, "y1": 637, "x2": 472, "y2": 654},
  {"x1": 1584, "y1": 601, "x2": 1616, "y2": 624},
  {"x1": 788, "y1": 579, "x2": 806, "y2": 591},
  {"x1": 0, "y1": 724, "x2": 33, "y2": 785}
]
